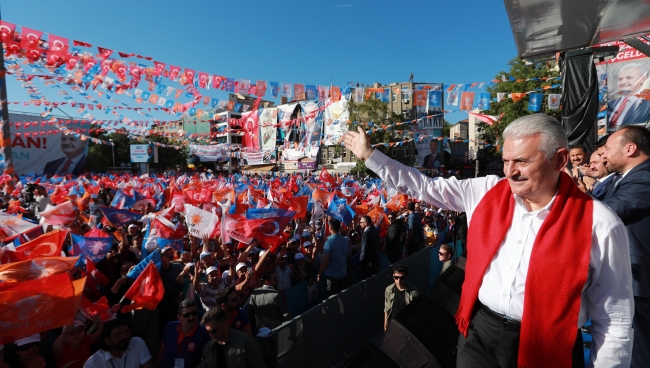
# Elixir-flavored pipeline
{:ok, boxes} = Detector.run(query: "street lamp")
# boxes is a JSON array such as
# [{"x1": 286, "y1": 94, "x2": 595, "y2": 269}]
[{"x1": 109, "y1": 139, "x2": 115, "y2": 171}]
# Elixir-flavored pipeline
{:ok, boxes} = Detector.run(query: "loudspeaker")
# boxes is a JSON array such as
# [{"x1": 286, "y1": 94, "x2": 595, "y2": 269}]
[
  {"x1": 340, "y1": 342, "x2": 399, "y2": 368},
  {"x1": 429, "y1": 265, "x2": 464, "y2": 316},
  {"x1": 382, "y1": 295, "x2": 459, "y2": 368}
]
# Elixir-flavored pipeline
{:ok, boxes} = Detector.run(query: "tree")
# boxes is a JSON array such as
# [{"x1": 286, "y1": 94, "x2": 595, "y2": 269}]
[
  {"x1": 347, "y1": 96, "x2": 405, "y2": 177},
  {"x1": 477, "y1": 57, "x2": 562, "y2": 161}
]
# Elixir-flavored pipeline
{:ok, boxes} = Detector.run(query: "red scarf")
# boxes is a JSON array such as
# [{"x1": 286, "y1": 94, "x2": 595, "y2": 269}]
[{"x1": 455, "y1": 173, "x2": 592, "y2": 368}]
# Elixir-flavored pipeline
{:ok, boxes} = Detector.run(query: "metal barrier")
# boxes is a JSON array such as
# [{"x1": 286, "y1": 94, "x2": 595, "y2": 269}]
[{"x1": 269, "y1": 246, "x2": 437, "y2": 368}]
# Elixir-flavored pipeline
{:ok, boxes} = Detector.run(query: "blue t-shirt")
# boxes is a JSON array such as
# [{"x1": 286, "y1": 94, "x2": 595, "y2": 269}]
[
  {"x1": 159, "y1": 321, "x2": 211, "y2": 368},
  {"x1": 407, "y1": 212, "x2": 424, "y2": 245},
  {"x1": 323, "y1": 233, "x2": 349, "y2": 279}
]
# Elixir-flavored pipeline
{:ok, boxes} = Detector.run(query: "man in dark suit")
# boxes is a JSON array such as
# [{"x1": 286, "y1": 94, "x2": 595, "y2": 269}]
[
  {"x1": 42, "y1": 134, "x2": 87, "y2": 175},
  {"x1": 422, "y1": 138, "x2": 441, "y2": 169},
  {"x1": 607, "y1": 63, "x2": 650, "y2": 129},
  {"x1": 359, "y1": 215, "x2": 380, "y2": 279},
  {"x1": 602, "y1": 125, "x2": 650, "y2": 367}
]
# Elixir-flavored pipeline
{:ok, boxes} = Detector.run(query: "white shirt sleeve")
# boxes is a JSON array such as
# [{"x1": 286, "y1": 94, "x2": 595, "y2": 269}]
[{"x1": 132, "y1": 337, "x2": 153, "y2": 366}]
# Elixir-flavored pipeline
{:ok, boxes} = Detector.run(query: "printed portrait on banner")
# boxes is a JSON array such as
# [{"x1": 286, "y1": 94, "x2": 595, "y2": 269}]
[
  {"x1": 323, "y1": 97, "x2": 350, "y2": 146},
  {"x1": 241, "y1": 110, "x2": 260, "y2": 152},
  {"x1": 258, "y1": 107, "x2": 278, "y2": 164},
  {"x1": 298, "y1": 101, "x2": 323, "y2": 150},
  {"x1": 9, "y1": 113, "x2": 90, "y2": 176},
  {"x1": 595, "y1": 41, "x2": 650, "y2": 134}
]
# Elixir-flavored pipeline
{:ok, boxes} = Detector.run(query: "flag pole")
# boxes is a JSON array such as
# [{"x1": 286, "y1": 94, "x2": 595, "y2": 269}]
[{"x1": 0, "y1": 5, "x2": 15, "y2": 181}]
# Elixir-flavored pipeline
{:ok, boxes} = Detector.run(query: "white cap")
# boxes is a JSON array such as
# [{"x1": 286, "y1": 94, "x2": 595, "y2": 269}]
[
  {"x1": 205, "y1": 266, "x2": 219, "y2": 275},
  {"x1": 128, "y1": 224, "x2": 138, "y2": 229},
  {"x1": 15, "y1": 334, "x2": 40, "y2": 346},
  {"x1": 235, "y1": 262, "x2": 248, "y2": 272},
  {"x1": 257, "y1": 327, "x2": 273, "y2": 337}
]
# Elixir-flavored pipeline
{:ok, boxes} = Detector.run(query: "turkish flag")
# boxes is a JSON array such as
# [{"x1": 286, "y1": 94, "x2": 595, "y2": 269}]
[
  {"x1": 289, "y1": 196, "x2": 308, "y2": 219},
  {"x1": 120, "y1": 262, "x2": 164, "y2": 313},
  {"x1": 153, "y1": 61, "x2": 166, "y2": 76},
  {"x1": 184, "y1": 69, "x2": 196, "y2": 84},
  {"x1": 21, "y1": 27, "x2": 43, "y2": 49},
  {"x1": 212, "y1": 75, "x2": 224, "y2": 89},
  {"x1": 73, "y1": 40, "x2": 92, "y2": 48},
  {"x1": 0, "y1": 21, "x2": 16, "y2": 43},
  {"x1": 39, "y1": 200, "x2": 76, "y2": 226},
  {"x1": 169, "y1": 65, "x2": 181, "y2": 80},
  {"x1": 0, "y1": 273, "x2": 85, "y2": 344},
  {"x1": 79, "y1": 295, "x2": 113, "y2": 322},
  {"x1": 48, "y1": 34, "x2": 68, "y2": 52},
  {"x1": 1, "y1": 229, "x2": 68, "y2": 264},
  {"x1": 97, "y1": 46, "x2": 113, "y2": 60},
  {"x1": 319, "y1": 167, "x2": 337, "y2": 188},
  {"x1": 198, "y1": 72, "x2": 209, "y2": 88}
]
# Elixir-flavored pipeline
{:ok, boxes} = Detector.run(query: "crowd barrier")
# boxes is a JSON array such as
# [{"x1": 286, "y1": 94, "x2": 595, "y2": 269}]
[{"x1": 268, "y1": 246, "x2": 442, "y2": 368}]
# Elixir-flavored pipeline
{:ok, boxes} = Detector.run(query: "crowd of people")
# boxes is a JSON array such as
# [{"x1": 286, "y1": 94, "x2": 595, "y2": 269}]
[{"x1": 0, "y1": 160, "x2": 464, "y2": 368}]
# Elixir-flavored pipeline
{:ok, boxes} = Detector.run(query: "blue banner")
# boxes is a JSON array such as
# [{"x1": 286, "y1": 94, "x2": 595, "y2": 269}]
[
  {"x1": 326, "y1": 195, "x2": 355, "y2": 225},
  {"x1": 528, "y1": 93, "x2": 543, "y2": 112},
  {"x1": 71, "y1": 234, "x2": 112, "y2": 263},
  {"x1": 428, "y1": 90, "x2": 442, "y2": 108}
]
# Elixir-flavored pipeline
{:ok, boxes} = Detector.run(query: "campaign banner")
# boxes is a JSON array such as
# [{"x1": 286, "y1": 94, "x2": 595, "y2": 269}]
[
  {"x1": 411, "y1": 126, "x2": 442, "y2": 170},
  {"x1": 9, "y1": 113, "x2": 90, "y2": 176},
  {"x1": 298, "y1": 161, "x2": 317, "y2": 170},
  {"x1": 189, "y1": 144, "x2": 229, "y2": 162},
  {"x1": 241, "y1": 110, "x2": 260, "y2": 151},
  {"x1": 259, "y1": 107, "x2": 278, "y2": 151},
  {"x1": 280, "y1": 101, "x2": 322, "y2": 162},
  {"x1": 243, "y1": 151, "x2": 275, "y2": 165},
  {"x1": 277, "y1": 102, "x2": 299, "y2": 142},
  {"x1": 323, "y1": 97, "x2": 350, "y2": 146},
  {"x1": 130, "y1": 143, "x2": 157, "y2": 163}
]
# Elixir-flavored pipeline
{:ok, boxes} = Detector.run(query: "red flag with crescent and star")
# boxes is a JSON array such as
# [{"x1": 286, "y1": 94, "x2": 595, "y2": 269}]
[
  {"x1": 0, "y1": 229, "x2": 68, "y2": 264},
  {"x1": 120, "y1": 262, "x2": 164, "y2": 313},
  {"x1": 39, "y1": 200, "x2": 76, "y2": 226}
]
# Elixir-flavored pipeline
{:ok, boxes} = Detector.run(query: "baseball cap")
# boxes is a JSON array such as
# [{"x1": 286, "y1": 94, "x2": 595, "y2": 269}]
[
  {"x1": 15, "y1": 334, "x2": 40, "y2": 347},
  {"x1": 236, "y1": 262, "x2": 248, "y2": 272},
  {"x1": 161, "y1": 246, "x2": 174, "y2": 255},
  {"x1": 128, "y1": 224, "x2": 138, "y2": 229},
  {"x1": 301, "y1": 231, "x2": 311, "y2": 238},
  {"x1": 199, "y1": 251, "x2": 212, "y2": 260},
  {"x1": 303, "y1": 241, "x2": 312, "y2": 247},
  {"x1": 257, "y1": 327, "x2": 273, "y2": 337},
  {"x1": 205, "y1": 266, "x2": 219, "y2": 275},
  {"x1": 294, "y1": 253, "x2": 305, "y2": 260}
]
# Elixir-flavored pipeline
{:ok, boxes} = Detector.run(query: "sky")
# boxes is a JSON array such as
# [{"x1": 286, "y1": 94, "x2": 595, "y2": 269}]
[{"x1": 2, "y1": 0, "x2": 519, "y2": 126}]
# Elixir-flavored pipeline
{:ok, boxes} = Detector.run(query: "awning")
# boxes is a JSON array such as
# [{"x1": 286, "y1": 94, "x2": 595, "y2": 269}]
[
  {"x1": 241, "y1": 165, "x2": 276, "y2": 172},
  {"x1": 504, "y1": 0, "x2": 650, "y2": 59}
]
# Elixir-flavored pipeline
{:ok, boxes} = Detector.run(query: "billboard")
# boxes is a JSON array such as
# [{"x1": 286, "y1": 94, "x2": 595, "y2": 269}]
[
  {"x1": 595, "y1": 40, "x2": 650, "y2": 133},
  {"x1": 279, "y1": 102, "x2": 322, "y2": 162},
  {"x1": 259, "y1": 107, "x2": 278, "y2": 161},
  {"x1": 9, "y1": 113, "x2": 90, "y2": 176},
  {"x1": 323, "y1": 97, "x2": 350, "y2": 146},
  {"x1": 189, "y1": 144, "x2": 229, "y2": 162},
  {"x1": 130, "y1": 143, "x2": 158, "y2": 163}
]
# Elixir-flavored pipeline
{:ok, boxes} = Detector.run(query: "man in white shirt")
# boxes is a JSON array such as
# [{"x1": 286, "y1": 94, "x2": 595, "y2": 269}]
[
  {"x1": 84, "y1": 318, "x2": 153, "y2": 368},
  {"x1": 343, "y1": 114, "x2": 634, "y2": 367}
]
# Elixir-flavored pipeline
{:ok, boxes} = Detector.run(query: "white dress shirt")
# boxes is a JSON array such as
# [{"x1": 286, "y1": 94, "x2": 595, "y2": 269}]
[
  {"x1": 84, "y1": 337, "x2": 152, "y2": 368},
  {"x1": 366, "y1": 150, "x2": 634, "y2": 368}
]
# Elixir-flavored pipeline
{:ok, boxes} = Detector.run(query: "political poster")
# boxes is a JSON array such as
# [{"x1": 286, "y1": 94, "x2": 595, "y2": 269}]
[
  {"x1": 415, "y1": 84, "x2": 444, "y2": 130},
  {"x1": 411, "y1": 126, "x2": 442, "y2": 170},
  {"x1": 189, "y1": 144, "x2": 229, "y2": 162},
  {"x1": 278, "y1": 101, "x2": 322, "y2": 162},
  {"x1": 243, "y1": 152, "x2": 275, "y2": 165},
  {"x1": 130, "y1": 143, "x2": 157, "y2": 163},
  {"x1": 323, "y1": 97, "x2": 350, "y2": 146},
  {"x1": 595, "y1": 40, "x2": 650, "y2": 133},
  {"x1": 259, "y1": 107, "x2": 278, "y2": 155},
  {"x1": 241, "y1": 110, "x2": 260, "y2": 151},
  {"x1": 9, "y1": 113, "x2": 90, "y2": 176}
]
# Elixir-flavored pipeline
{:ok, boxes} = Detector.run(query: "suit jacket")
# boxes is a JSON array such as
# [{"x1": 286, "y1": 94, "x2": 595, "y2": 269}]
[
  {"x1": 360, "y1": 225, "x2": 380, "y2": 269},
  {"x1": 591, "y1": 174, "x2": 617, "y2": 200},
  {"x1": 249, "y1": 285, "x2": 292, "y2": 330},
  {"x1": 607, "y1": 97, "x2": 650, "y2": 126},
  {"x1": 42, "y1": 154, "x2": 87, "y2": 176},
  {"x1": 603, "y1": 158, "x2": 650, "y2": 297},
  {"x1": 422, "y1": 153, "x2": 441, "y2": 169}
]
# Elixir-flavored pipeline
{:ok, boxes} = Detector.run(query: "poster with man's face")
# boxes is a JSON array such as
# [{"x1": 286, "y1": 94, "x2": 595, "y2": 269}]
[{"x1": 9, "y1": 113, "x2": 90, "y2": 175}]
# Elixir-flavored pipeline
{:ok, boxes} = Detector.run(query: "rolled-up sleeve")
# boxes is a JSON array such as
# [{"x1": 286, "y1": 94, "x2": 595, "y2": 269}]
[{"x1": 586, "y1": 208, "x2": 634, "y2": 368}]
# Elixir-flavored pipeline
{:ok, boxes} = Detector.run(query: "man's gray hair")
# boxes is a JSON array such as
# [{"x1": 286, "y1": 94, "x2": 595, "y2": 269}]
[{"x1": 502, "y1": 114, "x2": 568, "y2": 161}]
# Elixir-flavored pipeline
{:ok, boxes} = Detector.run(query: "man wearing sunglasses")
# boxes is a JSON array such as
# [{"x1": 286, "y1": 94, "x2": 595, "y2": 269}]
[
  {"x1": 155, "y1": 299, "x2": 210, "y2": 368},
  {"x1": 384, "y1": 264, "x2": 419, "y2": 332},
  {"x1": 198, "y1": 308, "x2": 267, "y2": 368}
]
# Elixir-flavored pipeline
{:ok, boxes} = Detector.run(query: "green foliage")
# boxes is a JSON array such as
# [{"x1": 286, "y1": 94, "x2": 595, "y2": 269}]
[
  {"x1": 443, "y1": 119, "x2": 451, "y2": 138},
  {"x1": 87, "y1": 129, "x2": 188, "y2": 172},
  {"x1": 477, "y1": 57, "x2": 562, "y2": 153},
  {"x1": 347, "y1": 96, "x2": 404, "y2": 177}
]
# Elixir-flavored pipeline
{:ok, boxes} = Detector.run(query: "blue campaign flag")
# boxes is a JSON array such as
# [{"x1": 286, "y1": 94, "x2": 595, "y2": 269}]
[
  {"x1": 157, "y1": 237, "x2": 183, "y2": 252},
  {"x1": 225, "y1": 78, "x2": 236, "y2": 93},
  {"x1": 142, "y1": 91, "x2": 151, "y2": 101},
  {"x1": 379, "y1": 88, "x2": 390, "y2": 103},
  {"x1": 476, "y1": 92, "x2": 491, "y2": 111},
  {"x1": 270, "y1": 82, "x2": 280, "y2": 98},
  {"x1": 157, "y1": 84, "x2": 166, "y2": 94},
  {"x1": 127, "y1": 249, "x2": 161, "y2": 280},
  {"x1": 528, "y1": 93, "x2": 543, "y2": 112},
  {"x1": 234, "y1": 103, "x2": 242, "y2": 112},
  {"x1": 305, "y1": 85, "x2": 318, "y2": 100},
  {"x1": 71, "y1": 234, "x2": 112, "y2": 263},
  {"x1": 246, "y1": 207, "x2": 294, "y2": 220},
  {"x1": 211, "y1": 98, "x2": 219, "y2": 108},
  {"x1": 296, "y1": 185, "x2": 312, "y2": 197},
  {"x1": 326, "y1": 195, "x2": 355, "y2": 225},
  {"x1": 99, "y1": 206, "x2": 143, "y2": 227},
  {"x1": 110, "y1": 189, "x2": 136, "y2": 209},
  {"x1": 165, "y1": 99, "x2": 174, "y2": 109},
  {"x1": 428, "y1": 90, "x2": 442, "y2": 108}
]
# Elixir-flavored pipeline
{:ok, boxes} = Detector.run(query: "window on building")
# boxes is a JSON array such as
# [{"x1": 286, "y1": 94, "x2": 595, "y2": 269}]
[
  {"x1": 404, "y1": 149, "x2": 410, "y2": 157},
  {"x1": 231, "y1": 135, "x2": 242, "y2": 144},
  {"x1": 391, "y1": 149, "x2": 397, "y2": 157},
  {"x1": 392, "y1": 92, "x2": 397, "y2": 102},
  {"x1": 342, "y1": 151, "x2": 347, "y2": 158},
  {"x1": 322, "y1": 151, "x2": 327, "y2": 159}
]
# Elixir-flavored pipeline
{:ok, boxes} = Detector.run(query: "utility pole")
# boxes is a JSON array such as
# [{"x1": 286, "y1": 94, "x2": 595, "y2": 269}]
[{"x1": 0, "y1": 5, "x2": 14, "y2": 180}]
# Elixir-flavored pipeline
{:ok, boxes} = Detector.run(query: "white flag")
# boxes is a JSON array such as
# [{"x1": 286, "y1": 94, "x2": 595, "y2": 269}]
[
  {"x1": 496, "y1": 92, "x2": 506, "y2": 102},
  {"x1": 548, "y1": 94, "x2": 562, "y2": 109},
  {"x1": 184, "y1": 204, "x2": 220, "y2": 238}
]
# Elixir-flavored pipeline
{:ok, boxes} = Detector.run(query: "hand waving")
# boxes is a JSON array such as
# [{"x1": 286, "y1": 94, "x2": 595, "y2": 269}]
[{"x1": 342, "y1": 126, "x2": 375, "y2": 161}]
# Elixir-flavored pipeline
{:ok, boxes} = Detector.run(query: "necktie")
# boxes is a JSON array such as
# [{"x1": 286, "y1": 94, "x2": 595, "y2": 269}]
[
  {"x1": 609, "y1": 97, "x2": 629, "y2": 129},
  {"x1": 61, "y1": 159, "x2": 73, "y2": 174}
]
